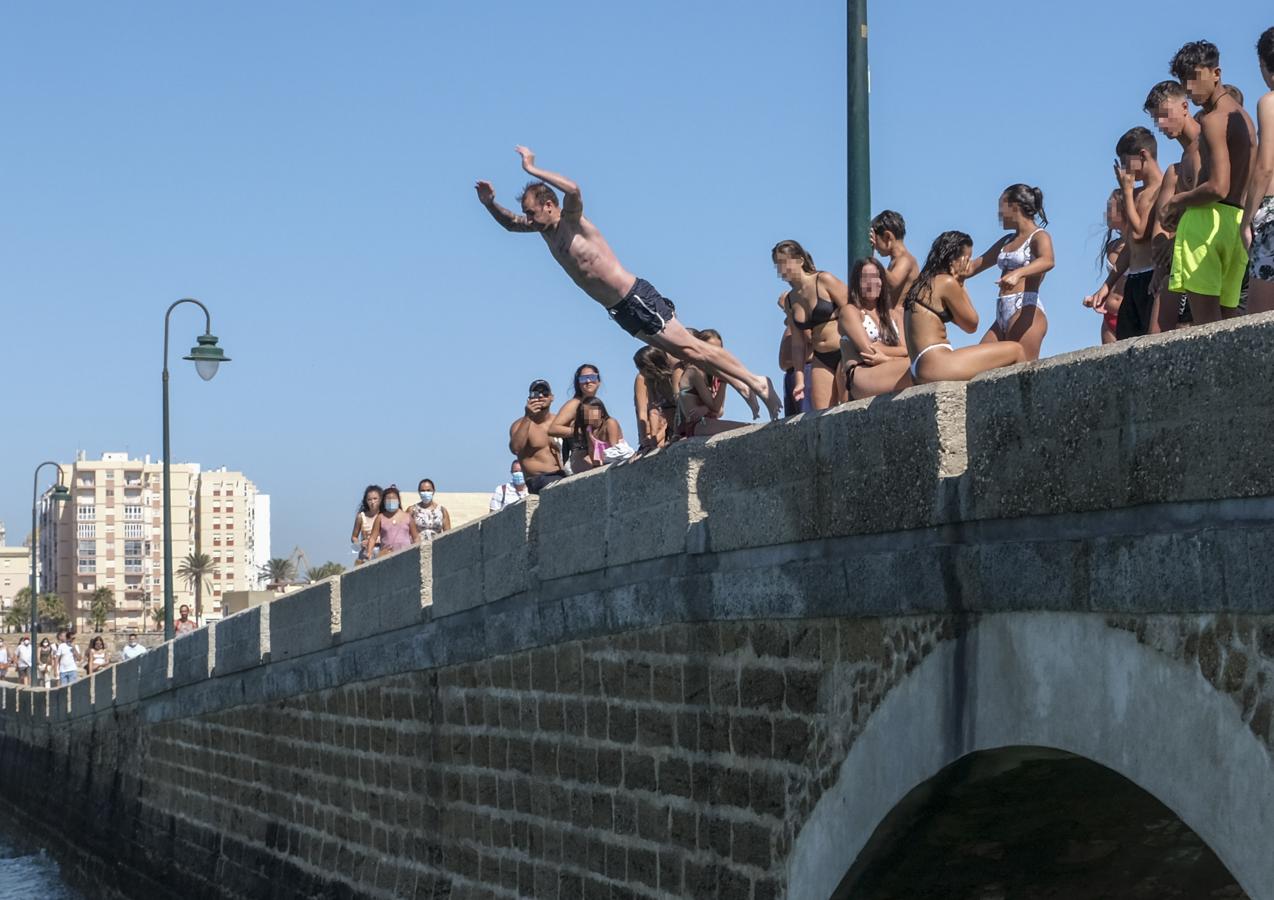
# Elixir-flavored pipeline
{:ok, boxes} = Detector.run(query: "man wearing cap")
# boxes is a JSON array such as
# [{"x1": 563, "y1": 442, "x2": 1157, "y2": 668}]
[{"x1": 510, "y1": 379, "x2": 567, "y2": 494}]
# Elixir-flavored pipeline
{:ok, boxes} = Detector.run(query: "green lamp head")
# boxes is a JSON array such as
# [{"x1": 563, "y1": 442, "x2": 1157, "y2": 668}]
[{"x1": 184, "y1": 333, "x2": 230, "y2": 381}]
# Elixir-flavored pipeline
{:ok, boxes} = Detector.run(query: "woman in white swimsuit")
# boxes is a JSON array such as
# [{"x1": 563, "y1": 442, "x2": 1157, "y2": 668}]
[
  {"x1": 839, "y1": 258, "x2": 912, "y2": 400},
  {"x1": 965, "y1": 184, "x2": 1054, "y2": 360},
  {"x1": 903, "y1": 231, "x2": 1026, "y2": 384}
]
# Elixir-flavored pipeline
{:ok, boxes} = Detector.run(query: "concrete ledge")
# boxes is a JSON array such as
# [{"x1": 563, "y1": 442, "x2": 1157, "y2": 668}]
[
  {"x1": 138, "y1": 645, "x2": 172, "y2": 700},
  {"x1": 432, "y1": 520, "x2": 484, "y2": 616},
  {"x1": 49, "y1": 688, "x2": 69, "y2": 723},
  {"x1": 338, "y1": 545, "x2": 429, "y2": 642},
  {"x1": 270, "y1": 582, "x2": 337, "y2": 661},
  {"x1": 478, "y1": 498, "x2": 538, "y2": 608},
  {"x1": 91, "y1": 669, "x2": 115, "y2": 712},
  {"x1": 534, "y1": 467, "x2": 609, "y2": 580},
  {"x1": 69, "y1": 678, "x2": 92, "y2": 718},
  {"x1": 607, "y1": 440, "x2": 699, "y2": 567},
  {"x1": 114, "y1": 656, "x2": 142, "y2": 706},
  {"x1": 965, "y1": 316, "x2": 1274, "y2": 520},
  {"x1": 214, "y1": 606, "x2": 270, "y2": 676},
  {"x1": 171, "y1": 625, "x2": 215, "y2": 688}
]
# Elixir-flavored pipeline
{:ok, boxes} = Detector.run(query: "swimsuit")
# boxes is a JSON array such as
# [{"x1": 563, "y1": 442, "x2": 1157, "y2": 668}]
[
  {"x1": 843, "y1": 310, "x2": 898, "y2": 390},
  {"x1": 525, "y1": 472, "x2": 565, "y2": 494},
  {"x1": 1251, "y1": 196, "x2": 1274, "y2": 284},
  {"x1": 995, "y1": 230, "x2": 1046, "y2": 332},
  {"x1": 904, "y1": 287, "x2": 955, "y2": 380},
  {"x1": 1170, "y1": 201, "x2": 1247, "y2": 308},
  {"x1": 910, "y1": 343, "x2": 953, "y2": 380},
  {"x1": 608, "y1": 278, "x2": 676, "y2": 337},
  {"x1": 792, "y1": 274, "x2": 840, "y2": 371},
  {"x1": 1115, "y1": 266, "x2": 1155, "y2": 340}
]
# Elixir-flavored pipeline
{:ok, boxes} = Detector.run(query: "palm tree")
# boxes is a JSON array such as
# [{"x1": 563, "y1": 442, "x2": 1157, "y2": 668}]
[
  {"x1": 89, "y1": 586, "x2": 115, "y2": 632},
  {"x1": 177, "y1": 552, "x2": 217, "y2": 624},
  {"x1": 260, "y1": 557, "x2": 296, "y2": 591},
  {"x1": 306, "y1": 561, "x2": 345, "y2": 582}
]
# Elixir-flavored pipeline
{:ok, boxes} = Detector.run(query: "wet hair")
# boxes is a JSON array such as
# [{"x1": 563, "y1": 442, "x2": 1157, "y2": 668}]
[
  {"x1": 1260, "y1": 27, "x2": 1274, "y2": 74},
  {"x1": 1170, "y1": 40, "x2": 1220, "y2": 84},
  {"x1": 1001, "y1": 184, "x2": 1048, "y2": 226},
  {"x1": 520, "y1": 181, "x2": 558, "y2": 208},
  {"x1": 903, "y1": 231, "x2": 974, "y2": 310},
  {"x1": 418, "y1": 479, "x2": 435, "y2": 493},
  {"x1": 381, "y1": 486, "x2": 402, "y2": 512},
  {"x1": 870, "y1": 210, "x2": 906, "y2": 240},
  {"x1": 634, "y1": 346, "x2": 676, "y2": 405},
  {"x1": 359, "y1": 484, "x2": 383, "y2": 515},
  {"x1": 1143, "y1": 80, "x2": 1188, "y2": 114},
  {"x1": 571, "y1": 363, "x2": 601, "y2": 400},
  {"x1": 848, "y1": 257, "x2": 899, "y2": 342},
  {"x1": 694, "y1": 328, "x2": 722, "y2": 343},
  {"x1": 771, "y1": 240, "x2": 816, "y2": 274},
  {"x1": 1115, "y1": 126, "x2": 1157, "y2": 161},
  {"x1": 572, "y1": 397, "x2": 612, "y2": 448},
  {"x1": 1224, "y1": 84, "x2": 1244, "y2": 105}
]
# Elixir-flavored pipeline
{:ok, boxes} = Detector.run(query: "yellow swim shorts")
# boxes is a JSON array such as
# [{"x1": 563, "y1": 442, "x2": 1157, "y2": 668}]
[{"x1": 1169, "y1": 202, "x2": 1248, "y2": 308}]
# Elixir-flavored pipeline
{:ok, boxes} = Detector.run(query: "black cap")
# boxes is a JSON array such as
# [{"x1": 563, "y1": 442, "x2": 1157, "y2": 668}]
[{"x1": 528, "y1": 379, "x2": 552, "y2": 396}]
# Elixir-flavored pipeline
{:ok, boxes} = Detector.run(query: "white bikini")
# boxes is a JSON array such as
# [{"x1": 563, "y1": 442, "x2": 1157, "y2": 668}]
[{"x1": 995, "y1": 229, "x2": 1046, "y2": 332}]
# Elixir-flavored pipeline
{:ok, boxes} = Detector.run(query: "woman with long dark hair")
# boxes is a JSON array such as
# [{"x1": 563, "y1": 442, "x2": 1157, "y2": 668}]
[
  {"x1": 1083, "y1": 190, "x2": 1128, "y2": 345},
  {"x1": 773, "y1": 240, "x2": 850, "y2": 411},
  {"x1": 409, "y1": 478, "x2": 451, "y2": 542},
  {"x1": 964, "y1": 184, "x2": 1054, "y2": 359},
  {"x1": 549, "y1": 363, "x2": 603, "y2": 465},
  {"x1": 350, "y1": 484, "x2": 382, "y2": 565},
  {"x1": 676, "y1": 329, "x2": 748, "y2": 437},
  {"x1": 570, "y1": 397, "x2": 630, "y2": 472},
  {"x1": 903, "y1": 231, "x2": 1025, "y2": 383},
  {"x1": 633, "y1": 346, "x2": 679, "y2": 451},
  {"x1": 366, "y1": 485, "x2": 419, "y2": 556},
  {"x1": 839, "y1": 257, "x2": 912, "y2": 400}
]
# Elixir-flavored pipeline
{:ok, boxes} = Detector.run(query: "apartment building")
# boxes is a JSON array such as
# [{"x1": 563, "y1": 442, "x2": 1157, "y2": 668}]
[
  {"x1": 0, "y1": 522, "x2": 30, "y2": 620},
  {"x1": 39, "y1": 452, "x2": 269, "y2": 631}
]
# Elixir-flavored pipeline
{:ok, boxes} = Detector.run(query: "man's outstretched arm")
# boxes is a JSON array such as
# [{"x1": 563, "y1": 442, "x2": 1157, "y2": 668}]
[
  {"x1": 475, "y1": 180, "x2": 538, "y2": 232},
  {"x1": 516, "y1": 146, "x2": 582, "y2": 219}
]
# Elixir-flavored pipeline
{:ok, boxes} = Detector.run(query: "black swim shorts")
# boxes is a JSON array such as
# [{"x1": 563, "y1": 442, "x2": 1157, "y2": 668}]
[
  {"x1": 607, "y1": 278, "x2": 677, "y2": 337},
  {"x1": 525, "y1": 472, "x2": 565, "y2": 495}
]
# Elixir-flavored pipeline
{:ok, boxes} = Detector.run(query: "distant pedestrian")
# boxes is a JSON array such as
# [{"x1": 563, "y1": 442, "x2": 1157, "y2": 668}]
[
  {"x1": 121, "y1": 633, "x2": 147, "y2": 662},
  {"x1": 174, "y1": 604, "x2": 197, "y2": 636},
  {"x1": 55, "y1": 630, "x2": 80, "y2": 686},
  {"x1": 87, "y1": 636, "x2": 109, "y2": 675},
  {"x1": 37, "y1": 638, "x2": 54, "y2": 687},
  {"x1": 350, "y1": 484, "x2": 383, "y2": 566},
  {"x1": 0, "y1": 639, "x2": 9, "y2": 682},
  {"x1": 409, "y1": 479, "x2": 451, "y2": 542},
  {"x1": 15, "y1": 636, "x2": 31, "y2": 686},
  {"x1": 368, "y1": 486, "x2": 419, "y2": 555},
  {"x1": 490, "y1": 461, "x2": 529, "y2": 512}
]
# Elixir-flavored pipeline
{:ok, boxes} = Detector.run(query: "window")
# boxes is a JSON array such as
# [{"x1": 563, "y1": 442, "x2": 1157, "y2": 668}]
[
  {"x1": 77, "y1": 505, "x2": 95, "y2": 521},
  {"x1": 124, "y1": 523, "x2": 143, "y2": 538},
  {"x1": 123, "y1": 506, "x2": 143, "y2": 521},
  {"x1": 77, "y1": 558, "x2": 96, "y2": 574},
  {"x1": 124, "y1": 561, "x2": 143, "y2": 574},
  {"x1": 77, "y1": 541, "x2": 96, "y2": 558},
  {"x1": 77, "y1": 523, "x2": 96, "y2": 539},
  {"x1": 124, "y1": 541, "x2": 143, "y2": 557},
  {"x1": 104, "y1": 471, "x2": 114, "y2": 481}
]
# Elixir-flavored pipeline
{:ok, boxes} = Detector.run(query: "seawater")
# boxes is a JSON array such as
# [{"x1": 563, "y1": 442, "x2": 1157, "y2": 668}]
[{"x1": 0, "y1": 825, "x2": 82, "y2": 898}]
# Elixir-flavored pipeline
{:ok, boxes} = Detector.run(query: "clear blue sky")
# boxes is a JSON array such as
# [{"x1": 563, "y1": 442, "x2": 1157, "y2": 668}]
[{"x1": 1, "y1": 2, "x2": 1266, "y2": 567}]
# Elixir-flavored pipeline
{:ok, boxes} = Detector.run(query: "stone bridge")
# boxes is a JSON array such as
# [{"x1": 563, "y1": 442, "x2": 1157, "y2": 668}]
[{"x1": 2, "y1": 317, "x2": 1274, "y2": 899}]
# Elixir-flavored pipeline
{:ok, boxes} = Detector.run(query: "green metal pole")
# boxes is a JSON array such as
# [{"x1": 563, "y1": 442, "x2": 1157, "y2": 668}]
[
  {"x1": 30, "y1": 461, "x2": 64, "y2": 688},
  {"x1": 848, "y1": 0, "x2": 872, "y2": 261}
]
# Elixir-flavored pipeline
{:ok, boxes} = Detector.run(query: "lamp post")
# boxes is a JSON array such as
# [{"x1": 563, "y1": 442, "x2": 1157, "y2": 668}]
[
  {"x1": 848, "y1": 0, "x2": 872, "y2": 260},
  {"x1": 30, "y1": 462, "x2": 70, "y2": 687},
  {"x1": 162, "y1": 299, "x2": 230, "y2": 641}
]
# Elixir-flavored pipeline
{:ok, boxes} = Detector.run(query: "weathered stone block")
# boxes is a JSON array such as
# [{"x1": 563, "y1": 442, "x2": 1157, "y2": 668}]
[
  {"x1": 432, "y1": 520, "x2": 484, "y2": 617},
  {"x1": 965, "y1": 316, "x2": 1274, "y2": 520},
  {"x1": 171, "y1": 625, "x2": 215, "y2": 687},
  {"x1": 91, "y1": 669, "x2": 115, "y2": 712},
  {"x1": 114, "y1": 655, "x2": 141, "y2": 706},
  {"x1": 69, "y1": 677, "x2": 92, "y2": 718},
  {"x1": 270, "y1": 581, "x2": 337, "y2": 661},
  {"x1": 607, "y1": 440, "x2": 700, "y2": 567},
  {"x1": 49, "y1": 686, "x2": 70, "y2": 722},
  {"x1": 138, "y1": 643, "x2": 172, "y2": 699},
  {"x1": 338, "y1": 544, "x2": 429, "y2": 642},
  {"x1": 534, "y1": 467, "x2": 609, "y2": 581},
  {"x1": 480, "y1": 497, "x2": 537, "y2": 607},
  {"x1": 214, "y1": 605, "x2": 269, "y2": 676}
]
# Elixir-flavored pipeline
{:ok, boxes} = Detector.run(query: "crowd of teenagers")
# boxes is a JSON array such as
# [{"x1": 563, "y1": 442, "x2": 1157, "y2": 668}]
[{"x1": 420, "y1": 32, "x2": 1274, "y2": 502}]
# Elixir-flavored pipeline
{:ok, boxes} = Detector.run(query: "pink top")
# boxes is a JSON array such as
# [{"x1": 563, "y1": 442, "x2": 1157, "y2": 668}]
[{"x1": 378, "y1": 513, "x2": 413, "y2": 551}]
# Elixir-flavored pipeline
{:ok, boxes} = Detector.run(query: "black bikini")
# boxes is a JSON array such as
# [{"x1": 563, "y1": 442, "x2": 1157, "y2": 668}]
[{"x1": 790, "y1": 273, "x2": 841, "y2": 371}]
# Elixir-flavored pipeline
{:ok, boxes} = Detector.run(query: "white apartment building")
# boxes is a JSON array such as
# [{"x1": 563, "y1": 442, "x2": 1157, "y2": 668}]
[
  {"x1": 196, "y1": 468, "x2": 270, "y2": 620},
  {"x1": 0, "y1": 522, "x2": 31, "y2": 621}
]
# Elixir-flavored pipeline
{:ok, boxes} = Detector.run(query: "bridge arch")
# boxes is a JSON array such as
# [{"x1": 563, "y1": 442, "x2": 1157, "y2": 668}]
[{"x1": 785, "y1": 612, "x2": 1273, "y2": 899}]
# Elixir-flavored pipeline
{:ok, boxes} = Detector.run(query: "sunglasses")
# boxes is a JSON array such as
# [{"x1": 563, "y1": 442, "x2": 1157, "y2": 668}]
[{"x1": 577, "y1": 375, "x2": 600, "y2": 384}]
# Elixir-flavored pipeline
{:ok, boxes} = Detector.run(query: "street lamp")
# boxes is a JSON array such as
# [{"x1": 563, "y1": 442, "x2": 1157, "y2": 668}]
[
  {"x1": 30, "y1": 462, "x2": 70, "y2": 687},
  {"x1": 847, "y1": 0, "x2": 871, "y2": 260},
  {"x1": 162, "y1": 299, "x2": 230, "y2": 641}
]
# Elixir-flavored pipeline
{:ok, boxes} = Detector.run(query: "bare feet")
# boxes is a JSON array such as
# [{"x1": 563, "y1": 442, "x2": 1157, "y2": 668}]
[
  {"x1": 758, "y1": 377, "x2": 781, "y2": 421},
  {"x1": 739, "y1": 385, "x2": 761, "y2": 420}
]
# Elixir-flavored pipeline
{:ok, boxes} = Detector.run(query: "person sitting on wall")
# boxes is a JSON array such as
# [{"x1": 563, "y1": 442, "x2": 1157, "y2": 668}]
[{"x1": 510, "y1": 379, "x2": 567, "y2": 494}]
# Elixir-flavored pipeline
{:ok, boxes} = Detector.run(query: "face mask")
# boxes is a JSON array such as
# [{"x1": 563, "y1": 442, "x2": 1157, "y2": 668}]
[
  {"x1": 385, "y1": 500, "x2": 399, "y2": 513},
  {"x1": 420, "y1": 492, "x2": 434, "y2": 504},
  {"x1": 511, "y1": 472, "x2": 526, "y2": 487}
]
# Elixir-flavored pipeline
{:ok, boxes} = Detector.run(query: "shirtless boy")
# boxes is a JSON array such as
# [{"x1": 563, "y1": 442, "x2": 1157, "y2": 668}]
[
  {"x1": 1144, "y1": 80, "x2": 1203, "y2": 331},
  {"x1": 509, "y1": 379, "x2": 566, "y2": 495},
  {"x1": 477, "y1": 147, "x2": 779, "y2": 420},
  {"x1": 868, "y1": 210, "x2": 919, "y2": 306},
  {"x1": 1162, "y1": 41, "x2": 1257, "y2": 324},
  {"x1": 1111, "y1": 127, "x2": 1163, "y2": 338},
  {"x1": 1242, "y1": 27, "x2": 1274, "y2": 314}
]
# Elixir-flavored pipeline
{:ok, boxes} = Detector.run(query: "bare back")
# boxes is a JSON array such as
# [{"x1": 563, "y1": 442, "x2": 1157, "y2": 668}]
[
  {"x1": 541, "y1": 215, "x2": 636, "y2": 307},
  {"x1": 1197, "y1": 96, "x2": 1256, "y2": 207}
]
